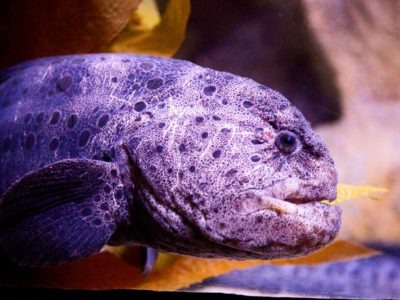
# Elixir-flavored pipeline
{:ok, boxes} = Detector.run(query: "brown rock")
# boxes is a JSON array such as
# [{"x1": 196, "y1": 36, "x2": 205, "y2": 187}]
[{"x1": 0, "y1": 0, "x2": 141, "y2": 68}]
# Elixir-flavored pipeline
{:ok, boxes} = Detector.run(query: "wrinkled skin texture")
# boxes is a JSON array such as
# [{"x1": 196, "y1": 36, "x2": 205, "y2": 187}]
[{"x1": 0, "y1": 54, "x2": 341, "y2": 267}]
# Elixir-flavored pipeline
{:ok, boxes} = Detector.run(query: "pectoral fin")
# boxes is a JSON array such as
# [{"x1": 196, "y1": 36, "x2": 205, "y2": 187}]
[
  {"x1": 141, "y1": 247, "x2": 159, "y2": 276},
  {"x1": 0, "y1": 159, "x2": 129, "y2": 267}
]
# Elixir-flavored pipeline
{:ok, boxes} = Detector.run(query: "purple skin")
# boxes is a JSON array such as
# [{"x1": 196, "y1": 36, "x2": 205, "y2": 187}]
[{"x1": 0, "y1": 54, "x2": 341, "y2": 267}]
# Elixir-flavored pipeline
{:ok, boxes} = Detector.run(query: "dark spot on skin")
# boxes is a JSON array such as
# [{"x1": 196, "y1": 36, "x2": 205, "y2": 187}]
[
  {"x1": 122, "y1": 59, "x2": 130, "y2": 63},
  {"x1": 115, "y1": 189, "x2": 123, "y2": 200},
  {"x1": 73, "y1": 58, "x2": 85, "y2": 64},
  {"x1": 155, "y1": 145, "x2": 163, "y2": 153},
  {"x1": 256, "y1": 216, "x2": 263, "y2": 223},
  {"x1": 102, "y1": 153, "x2": 112, "y2": 162},
  {"x1": 224, "y1": 75, "x2": 234, "y2": 80},
  {"x1": 293, "y1": 111, "x2": 301, "y2": 118},
  {"x1": 144, "y1": 111, "x2": 153, "y2": 119},
  {"x1": 239, "y1": 177, "x2": 250, "y2": 185},
  {"x1": 189, "y1": 165, "x2": 196, "y2": 172},
  {"x1": 179, "y1": 143, "x2": 186, "y2": 152},
  {"x1": 203, "y1": 86, "x2": 216, "y2": 96},
  {"x1": 222, "y1": 99, "x2": 228, "y2": 105},
  {"x1": 146, "y1": 78, "x2": 163, "y2": 90},
  {"x1": 221, "y1": 128, "x2": 231, "y2": 134},
  {"x1": 67, "y1": 114, "x2": 78, "y2": 129},
  {"x1": 92, "y1": 106, "x2": 100, "y2": 114},
  {"x1": 111, "y1": 77, "x2": 118, "y2": 83},
  {"x1": 212, "y1": 116, "x2": 221, "y2": 121},
  {"x1": 150, "y1": 165, "x2": 157, "y2": 172},
  {"x1": 134, "y1": 101, "x2": 146, "y2": 112},
  {"x1": 140, "y1": 62, "x2": 153, "y2": 70},
  {"x1": 49, "y1": 111, "x2": 61, "y2": 125},
  {"x1": 56, "y1": 76, "x2": 72, "y2": 92},
  {"x1": 107, "y1": 148, "x2": 116, "y2": 160},
  {"x1": 268, "y1": 121, "x2": 278, "y2": 130},
  {"x1": 49, "y1": 138, "x2": 59, "y2": 151},
  {"x1": 78, "y1": 130, "x2": 91, "y2": 147},
  {"x1": 251, "y1": 139, "x2": 264, "y2": 145},
  {"x1": 2, "y1": 137, "x2": 11, "y2": 152},
  {"x1": 195, "y1": 116, "x2": 204, "y2": 123},
  {"x1": 128, "y1": 73, "x2": 135, "y2": 80},
  {"x1": 279, "y1": 104, "x2": 288, "y2": 111},
  {"x1": 158, "y1": 122, "x2": 166, "y2": 128},
  {"x1": 93, "y1": 218, "x2": 102, "y2": 225},
  {"x1": 219, "y1": 223, "x2": 226, "y2": 229},
  {"x1": 24, "y1": 134, "x2": 35, "y2": 150},
  {"x1": 201, "y1": 132, "x2": 208, "y2": 139},
  {"x1": 81, "y1": 208, "x2": 92, "y2": 216},
  {"x1": 243, "y1": 101, "x2": 254, "y2": 108},
  {"x1": 110, "y1": 169, "x2": 118, "y2": 177},
  {"x1": 158, "y1": 103, "x2": 165, "y2": 109},
  {"x1": 100, "y1": 203, "x2": 109, "y2": 211},
  {"x1": 185, "y1": 195, "x2": 194, "y2": 203},
  {"x1": 250, "y1": 155, "x2": 261, "y2": 162},
  {"x1": 97, "y1": 114, "x2": 109, "y2": 128},
  {"x1": 212, "y1": 149, "x2": 221, "y2": 158},
  {"x1": 24, "y1": 113, "x2": 32, "y2": 124},
  {"x1": 104, "y1": 184, "x2": 112, "y2": 193},
  {"x1": 226, "y1": 169, "x2": 238, "y2": 177},
  {"x1": 199, "y1": 183, "x2": 207, "y2": 191},
  {"x1": 167, "y1": 168, "x2": 173, "y2": 174},
  {"x1": 36, "y1": 112, "x2": 44, "y2": 123},
  {"x1": 258, "y1": 85, "x2": 268, "y2": 90}
]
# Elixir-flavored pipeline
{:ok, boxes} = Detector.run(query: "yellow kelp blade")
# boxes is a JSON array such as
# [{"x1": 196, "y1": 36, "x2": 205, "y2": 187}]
[
  {"x1": 107, "y1": 0, "x2": 190, "y2": 57},
  {"x1": 323, "y1": 184, "x2": 387, "y2": 205},
  {"x1": 133, "y1": 0, "x2": 161, "y2": 30},
  {"x1": 0, "y1": 0, "x2": 141, "y2": 68}
]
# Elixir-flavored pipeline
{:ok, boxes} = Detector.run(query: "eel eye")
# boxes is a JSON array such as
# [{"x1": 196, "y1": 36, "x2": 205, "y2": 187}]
[{"x1": 275, "y1": 131, "x2": 299, "y2": 154}]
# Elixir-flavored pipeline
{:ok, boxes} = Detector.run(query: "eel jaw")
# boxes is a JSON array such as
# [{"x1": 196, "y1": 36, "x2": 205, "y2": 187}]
[{"x1": 198, "y1": 188, "x2": 342, "y2": 260}]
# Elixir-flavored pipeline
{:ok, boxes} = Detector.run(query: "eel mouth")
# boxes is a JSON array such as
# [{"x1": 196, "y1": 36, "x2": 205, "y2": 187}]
[
  {"x1": 238, "y1": 189, "x2": 336, "y2": 215},
  {"x1": 284, "y1": 197, "x2": 328, "y2": 205}
]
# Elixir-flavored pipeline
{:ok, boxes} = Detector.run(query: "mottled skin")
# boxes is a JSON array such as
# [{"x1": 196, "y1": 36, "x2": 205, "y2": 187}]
[
  {"x1": 204, "y1": 251, "x2": 400, "y2": 298},
  {"x1": 0, "y1": 54, "x2": 341, "y2": 267}
]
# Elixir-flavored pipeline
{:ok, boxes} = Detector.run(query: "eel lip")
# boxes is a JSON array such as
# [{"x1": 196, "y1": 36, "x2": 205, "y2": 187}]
[{"x1": 284, "y1": 185, "x2": 337, "y2": 204}]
